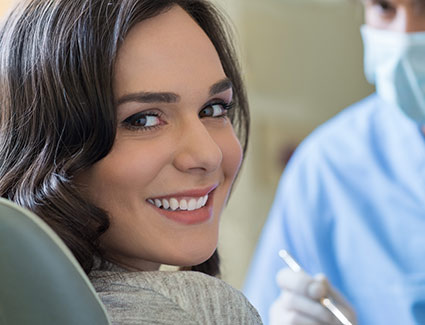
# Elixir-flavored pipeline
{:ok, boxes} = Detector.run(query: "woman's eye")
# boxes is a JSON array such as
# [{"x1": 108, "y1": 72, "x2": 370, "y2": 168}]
[
  {"x1": 122, "y1": 112, "x2": 162, "y2": 129},
  {"x1": 199, "y1": 102, "x2": 234, "y2": 118}
]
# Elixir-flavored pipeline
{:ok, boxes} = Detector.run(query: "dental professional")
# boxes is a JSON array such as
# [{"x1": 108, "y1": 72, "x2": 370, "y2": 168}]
[{"x1": 244, "y1": 0, "x2": 425, "y2": 324}]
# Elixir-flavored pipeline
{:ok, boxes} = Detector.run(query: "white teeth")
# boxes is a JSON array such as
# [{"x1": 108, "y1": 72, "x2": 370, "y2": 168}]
[
  {"x1": 162, "y1": 199, "x2": 170, "y2": 210},
  {"x1": 148, "y1": 194, "x2": 209, "y2": 211},
  {"x1": 196, "y1": 197, "x2": 204, "y2": 209},
  {"x1": 179, "y1": 199, "x2": 188, "y2": 210},
  {"x1": 188, "y1": 198, "x2": 197, "y2": 211},
  {"x1": 170, "y1": 198, "x2": 179, "y2": 211}
]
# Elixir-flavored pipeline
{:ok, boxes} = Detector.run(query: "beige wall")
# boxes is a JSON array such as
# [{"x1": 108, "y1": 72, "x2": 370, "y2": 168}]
[{"x1": 0, "y1": 0, "x2": 14, "y2": 16}]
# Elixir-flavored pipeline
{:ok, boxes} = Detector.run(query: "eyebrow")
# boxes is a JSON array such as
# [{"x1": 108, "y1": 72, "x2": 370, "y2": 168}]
[
  {"x1": 116, "y1": 92, "x2": 179, "y2": 106},
  {"x1": 209, "y1": 78, "x2": 233, "y2": 96},
  {"x1": 116, "y1": 78, "x2": 233, "y2": 106}
]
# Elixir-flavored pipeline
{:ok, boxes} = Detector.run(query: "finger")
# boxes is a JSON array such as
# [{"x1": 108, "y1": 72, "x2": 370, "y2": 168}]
[
  {"x1": 281, "y1": 291, "x2": 337, "y2": 324},
  {"x1": 327, "y1": 282, "x2": 350, "y2": 306},
  {"x1": 309, "y1": 274, "x2": 329, "y2": 300},
  {"x1": 314, "y1": 274, "x2": 349, "y2": 306},
  {"x1": 276, "y1": 268, "x2": 314, "y2": 296},
  {"x1": 325, "y1": 287, "x2": 357, "y2": 323},
  {"x1": 312, "y1": 275, "x2": 357, "y2": 324},
  {"x1": 270, "y1": 295, "x2": 329, "y2": 325}
]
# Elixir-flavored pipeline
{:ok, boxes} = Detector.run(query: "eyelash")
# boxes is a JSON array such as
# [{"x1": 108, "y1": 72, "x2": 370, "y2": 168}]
[
  {"x1": 199, "y1": 100, "x2": 235, "y2": 119},
  {"x1": 122, "y1": 110, "x2": 163, "y2": 131},
  {"x1": 121, "y1": 100, "x2": 235, "y2": 132}
]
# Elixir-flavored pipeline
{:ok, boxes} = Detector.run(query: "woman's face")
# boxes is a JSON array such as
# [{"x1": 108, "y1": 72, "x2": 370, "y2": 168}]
[
  {"x1": 78, "y1": 6, "x2": 243, "y2": 270},
  {"x1": 363, "y1": 0, "x2": 425, "y2": 32}
]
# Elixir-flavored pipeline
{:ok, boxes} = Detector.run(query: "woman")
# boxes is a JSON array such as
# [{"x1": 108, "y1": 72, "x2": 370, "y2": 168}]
[{"x1": 0, "y1": 0, "x2": 260, "y2": 323}]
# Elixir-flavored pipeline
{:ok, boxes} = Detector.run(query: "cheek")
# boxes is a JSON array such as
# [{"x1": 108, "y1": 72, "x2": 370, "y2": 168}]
[
  {"x1": 412, "y1": 13, "x2": 425, "y2": 31},
  {"x1": 83, "y1": 138, "x2": 172, "y2": 206},
  {"x1": 364, "y1": 5, "x2": 393, "y2": 30},
  {"x1": 365, "y1": 10, "x2": 385, "y2": 29},
  {"x1": 219, "y1": 126, "x2": 243, "y2": 181}
]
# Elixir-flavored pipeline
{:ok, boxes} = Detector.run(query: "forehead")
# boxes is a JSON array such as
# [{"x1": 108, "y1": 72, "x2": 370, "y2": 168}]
[{"x1": 113, "y1": 5, "x2": 225, "y2": 97}]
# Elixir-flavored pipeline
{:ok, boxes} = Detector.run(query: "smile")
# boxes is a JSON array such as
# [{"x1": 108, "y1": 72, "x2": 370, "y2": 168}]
[
  {"x1": 147, "y1": 195, "x2": 208, "y2": 211},
  {"x1": 146, "y1": 185, "x2": 217, "y2": 225}
]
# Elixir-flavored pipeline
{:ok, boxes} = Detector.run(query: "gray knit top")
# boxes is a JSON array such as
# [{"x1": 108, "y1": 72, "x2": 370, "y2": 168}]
[{"x1": 89, "y1": 263, "x2": 263, "y2": 325}]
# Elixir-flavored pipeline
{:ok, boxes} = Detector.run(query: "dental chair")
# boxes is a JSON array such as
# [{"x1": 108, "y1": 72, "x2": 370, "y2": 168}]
[{"x1": 0, "y1": 197, "x2": 110, "y2": 325}]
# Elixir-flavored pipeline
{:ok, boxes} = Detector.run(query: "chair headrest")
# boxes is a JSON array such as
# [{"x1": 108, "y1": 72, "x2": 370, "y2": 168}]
[{"x1": 0, "y1": 198, "x2": 110, "y2": 325}]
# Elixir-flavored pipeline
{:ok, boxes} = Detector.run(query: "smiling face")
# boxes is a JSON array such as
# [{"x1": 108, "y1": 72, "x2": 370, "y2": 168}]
[
  {"x1": 363, "y1": 0, "x2": 425, "y2": 32},
  {"x1": 77, "y1": 5, "x2": 243, "y2": 271}
]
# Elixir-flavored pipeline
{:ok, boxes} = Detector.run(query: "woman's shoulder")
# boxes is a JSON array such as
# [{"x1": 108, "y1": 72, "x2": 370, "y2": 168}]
[{"x1": 90, "y1": 269, "x2": 262, "y2": 324}]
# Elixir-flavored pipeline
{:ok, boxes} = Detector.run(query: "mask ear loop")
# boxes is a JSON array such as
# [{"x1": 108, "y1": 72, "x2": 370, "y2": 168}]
[{"x1": 402, "y1": 58, "x2": 425, "y2": 112}]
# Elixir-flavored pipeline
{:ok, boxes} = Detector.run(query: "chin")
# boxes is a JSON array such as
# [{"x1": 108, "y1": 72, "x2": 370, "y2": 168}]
[{"x1": 170, "y1": 242, "x2": 217, "y2": 268}]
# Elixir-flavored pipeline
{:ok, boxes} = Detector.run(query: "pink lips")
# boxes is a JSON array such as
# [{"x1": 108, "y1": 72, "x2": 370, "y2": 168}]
[
  {"x1": 147, "y1": 185, "x2": 217, "y2": 225},
  {"x1": 149, "y1": 185, "x2": 217, "y2": 200}
]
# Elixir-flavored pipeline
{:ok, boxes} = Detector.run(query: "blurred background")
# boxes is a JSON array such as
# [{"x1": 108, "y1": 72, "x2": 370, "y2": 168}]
[
  {"x1": 0, "y1": 1, "x2": 13, "y2": 14},
  {"x1": 212, "y1": 0, "x2": 374, "y2": 289},
  {"x1": 0, "y1": 0, "x2": 374, "y2": 289}
]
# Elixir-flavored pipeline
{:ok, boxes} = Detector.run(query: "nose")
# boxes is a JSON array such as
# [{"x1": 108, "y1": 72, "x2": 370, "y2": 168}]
[
  {"x1": 393, "y1": 8, "x2": 425, "y2": 33},
  {"x1": 173, "y1": 118, "x2": 222, "y2": 174}
]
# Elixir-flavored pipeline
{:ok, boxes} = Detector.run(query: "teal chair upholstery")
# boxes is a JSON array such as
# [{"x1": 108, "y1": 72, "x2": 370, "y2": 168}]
[{"x1": 0, "y1": 198, "x2": 110, "y2": 325}]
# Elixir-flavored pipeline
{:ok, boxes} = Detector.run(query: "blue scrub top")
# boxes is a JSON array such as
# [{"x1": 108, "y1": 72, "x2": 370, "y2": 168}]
[{"x1": 244, "y1": 94, "x2": 425, "y2": 325}]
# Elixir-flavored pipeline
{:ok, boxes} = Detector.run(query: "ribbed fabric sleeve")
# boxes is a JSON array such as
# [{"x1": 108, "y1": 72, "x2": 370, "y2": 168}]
[{"x1": 90, "y1": 269, "x2": 262, "y2": 325}]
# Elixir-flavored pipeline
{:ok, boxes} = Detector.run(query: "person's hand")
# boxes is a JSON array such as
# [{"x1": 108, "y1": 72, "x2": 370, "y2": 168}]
[{"x1": 269, "y1": 268, "x2": 357, "y2": 325}]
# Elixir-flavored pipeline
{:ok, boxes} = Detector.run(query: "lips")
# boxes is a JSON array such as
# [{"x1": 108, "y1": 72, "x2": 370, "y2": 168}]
[{"x1": 146, "y1": 185, "x2": 217, "y2": 225}]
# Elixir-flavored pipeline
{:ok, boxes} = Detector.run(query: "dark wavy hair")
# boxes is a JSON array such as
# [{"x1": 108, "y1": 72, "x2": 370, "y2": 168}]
[{"x1": 0, "y1": 0, "x2": 249, "y2": 276}]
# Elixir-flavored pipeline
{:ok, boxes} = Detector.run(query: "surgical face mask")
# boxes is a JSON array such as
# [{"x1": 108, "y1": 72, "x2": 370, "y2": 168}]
[{"x1": 360, "y1": 25, "x2": 425, "y2": 124}]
